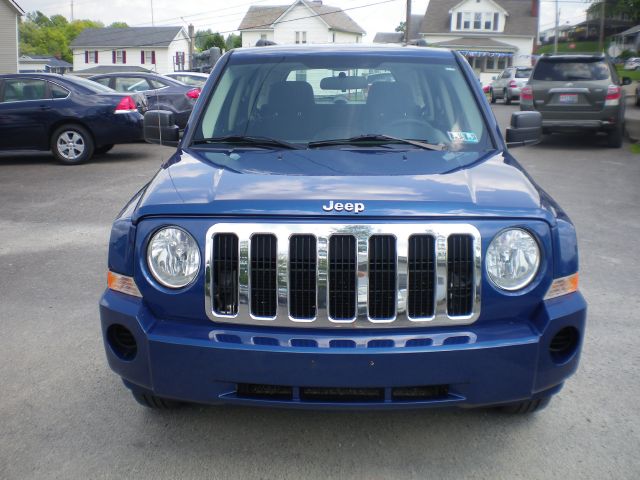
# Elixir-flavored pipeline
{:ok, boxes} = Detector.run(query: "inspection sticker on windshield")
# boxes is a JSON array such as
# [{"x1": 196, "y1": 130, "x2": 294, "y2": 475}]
[{"x1": 447, "y1": 131, "x2": 479, "y2": 143}]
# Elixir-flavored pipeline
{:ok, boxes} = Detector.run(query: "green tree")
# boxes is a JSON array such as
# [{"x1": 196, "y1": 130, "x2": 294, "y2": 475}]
[
  {"x1": 195, "y1": 29, "x2": 226, "y2": 52},
  {"x1": 108, "y1": 21, "x2": 129, "y2": 28},
  {"x1": 225, "y1": 33, "x2": 241, "y2": 50},
  {"x1": 395, "y1": 21, "x2": 405, "y2": 33}
]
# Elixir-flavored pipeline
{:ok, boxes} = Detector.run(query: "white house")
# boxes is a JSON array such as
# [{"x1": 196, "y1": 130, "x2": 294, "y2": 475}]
[
  {"x1": 19, "y1": 55, "x2": 73, "y2": 74},
  {"x1": 417, "y1": 0, "x2": 539, "y2": 84},
  {"x1": 69, "y1": 26, "x2": 190, "y2": 75},
  {"x1": 0, "y1": 0, "x2": 24, "y2": 74},
  {"x1": 238, "y1": 0, "x2": 365, "y2": 47}
]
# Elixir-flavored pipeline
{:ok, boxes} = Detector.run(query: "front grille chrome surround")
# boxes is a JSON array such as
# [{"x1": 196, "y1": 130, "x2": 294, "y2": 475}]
[{"x1": 205, "y1": 223, "x2": 481, "y2": 329}]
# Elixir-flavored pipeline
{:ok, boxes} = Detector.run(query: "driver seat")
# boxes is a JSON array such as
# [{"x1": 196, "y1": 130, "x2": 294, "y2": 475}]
[{"x1": 366, "y1": 82, "x2": 418, "y2": 131}]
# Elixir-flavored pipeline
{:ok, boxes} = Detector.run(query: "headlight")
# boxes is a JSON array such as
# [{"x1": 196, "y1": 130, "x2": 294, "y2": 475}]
[
  {"x1": 486, "y1": 228, "x2": 540, "y2": 291},
  {"x1": 147, "y1": 227, "x2": 200, "y2": 288}
]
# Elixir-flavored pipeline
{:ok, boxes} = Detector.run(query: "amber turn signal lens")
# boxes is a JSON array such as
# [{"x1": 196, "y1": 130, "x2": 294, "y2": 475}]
[
  {"x1": 107, "y1": 271, "x2": 142, "y2": 298},
  {"x1": 544, "y1": 273, "x2": 578, "y2": 300}
]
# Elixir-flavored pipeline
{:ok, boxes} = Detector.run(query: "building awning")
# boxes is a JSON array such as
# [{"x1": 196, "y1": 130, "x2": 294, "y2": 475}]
[{"x1": 431, "y1": 37, "x2": 517, "y2": 53}]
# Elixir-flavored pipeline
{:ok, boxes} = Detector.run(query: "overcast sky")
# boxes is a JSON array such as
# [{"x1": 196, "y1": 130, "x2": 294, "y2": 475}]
[{"x1": 19, "y1": 0, "x2": 589, "y2": 41}]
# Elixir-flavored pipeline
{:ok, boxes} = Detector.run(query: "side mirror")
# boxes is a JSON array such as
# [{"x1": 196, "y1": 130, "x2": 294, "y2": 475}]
[
  {"x1": 506, "y1": 111, "x2": 542, "y2": 148},
  {"x1": 621, "y1": 77, "x2": 632, "y2": 86},
  {"x1": 144, "y1": 110, "x2": 180, "y2": 147}
]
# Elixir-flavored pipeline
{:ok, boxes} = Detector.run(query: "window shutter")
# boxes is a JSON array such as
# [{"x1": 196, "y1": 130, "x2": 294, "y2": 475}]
[
  {"x1": 85, "y1": 50, "x2": 88, "y2": 63},
  {"x1": 141, "y1": 50, "x2": 145, "y2": 64},
  {"x1": 123, "y1": 51, "x2": 127, "y2": 64},
  {"x1": 456, "y1": 12, "x2": 462, "y2": 30},
  {"x1": 151, "y1": 51, "x2": 156, "y2": 64},
  {"x1": 112, "y1": 50, "x2": 116, "y2": 63},
  {"x1": 493, "y1": 13, "x2": 499, "y2": 31},
  {"x1": 94, "y1": 51, "x2": 98, "y2": 63}
]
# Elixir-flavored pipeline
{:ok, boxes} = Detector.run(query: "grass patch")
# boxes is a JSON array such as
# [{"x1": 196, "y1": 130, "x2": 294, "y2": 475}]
[
  {"x1": 617, "y1": 66, "x2": 640, "y2": 82},
  {"x1": 631, "y1": 143, "x2": 640, "y2": 155}
]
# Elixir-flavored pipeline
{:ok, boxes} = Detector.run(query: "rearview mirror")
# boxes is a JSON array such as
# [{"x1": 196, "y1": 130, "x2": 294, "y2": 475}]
[
  {"x1": 144, "y1": 110, "x2": 180, "y2": 147},
  {"x1": 621, "y1": 77, "x2": 632, "y2": 86},
  {"x1": 320, "y1": 75, "x2": 367, "y2": 91},
  {"x1": 505, "y1": 111, "x2": 542, "y2": 148}
]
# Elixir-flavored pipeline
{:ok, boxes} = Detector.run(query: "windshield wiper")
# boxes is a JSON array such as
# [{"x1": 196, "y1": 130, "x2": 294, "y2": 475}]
[
  {"x1": 192, "y1": 135, "x2": 302, "y2": 150},
  {"x1": 307, "y1": 134, "x2": 446, "y2": 151}
]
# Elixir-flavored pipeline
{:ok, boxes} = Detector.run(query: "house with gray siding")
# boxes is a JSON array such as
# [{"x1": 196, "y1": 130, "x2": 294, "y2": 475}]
[{"x1": 0, "y1": 0, "x2": 24, "y2": 74}]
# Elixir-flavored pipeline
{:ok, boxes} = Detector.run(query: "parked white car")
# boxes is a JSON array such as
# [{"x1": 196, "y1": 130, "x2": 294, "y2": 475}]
[
  {"x1": 489, "y1": 66, "x2": 532, "y2": 104},
  {"x1": 623, "y1": 57, "x2": 640, "y2": 71}
]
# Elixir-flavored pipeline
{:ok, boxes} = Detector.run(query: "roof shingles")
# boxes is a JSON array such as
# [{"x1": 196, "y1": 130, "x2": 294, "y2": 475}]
[
  {"x1": 70, "y1": 26, "x2": 184, "y2": 48},
  {"x1": 238, "y1": 0, "x2": 365, "y2": 34}
]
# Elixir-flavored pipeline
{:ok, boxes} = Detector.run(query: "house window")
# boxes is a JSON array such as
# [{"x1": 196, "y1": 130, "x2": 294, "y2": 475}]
[
  {"x1": 457, "y1": 11, "x2": 499, "y2": 31},
  {"x1": 89, "y1": 51, "x2": 98, "y2": 63},
  {"x1": 175, "y1": 52, "x2": 186, "y2": 70},
  {"x1": 144, "y1": 50, "x2": 155, "y2": 64},
  {"x1": 463, "y1": 12, "x2": 471, "y2": 29},
  {"x1": 115, "y1": 50, "x2": 125, "y2": 64},
  {"x1": 260, "y1": 34, "x2": 267, "y2": 40},
  {"x1": 474, "y1": 13, "x2": 482, "y2": 29},
  {"x1": 295, "y1": 31, "x2": 307, "y2": 44}
]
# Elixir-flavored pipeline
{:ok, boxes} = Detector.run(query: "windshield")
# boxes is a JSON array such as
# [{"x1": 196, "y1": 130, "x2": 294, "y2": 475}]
[
  {"x1": 532, "y1": 59, "x2": 610, "y2": 81},
  {"x1": 515, "y1": 68, "x2": 532, "y2": 78},
  {"x1": 64, "y1": 75, "x2": 115, "y2": 93},
  {"x1": 193, "y1": 53, "x2": 492, "y2": 152}
]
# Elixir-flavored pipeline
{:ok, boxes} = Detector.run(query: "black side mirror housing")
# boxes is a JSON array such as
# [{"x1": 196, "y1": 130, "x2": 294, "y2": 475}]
[
  {"x1": 621, "y1": 77, "x2": 632, "y2": 86},
  {"x1": 144, "y1": 110, "x2": 180, "y2": 147},
  {"x1": 506, "y1": 111, "x2": 542, "y2": 148}
]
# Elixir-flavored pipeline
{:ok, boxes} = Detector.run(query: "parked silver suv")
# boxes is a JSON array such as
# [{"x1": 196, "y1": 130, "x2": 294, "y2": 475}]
[
  {"x1": 489, "y1": 66, "x2": 532, "y2": 104},
  {"x1": 520, "y1": 54, "x2": 632, "y2": 148}
]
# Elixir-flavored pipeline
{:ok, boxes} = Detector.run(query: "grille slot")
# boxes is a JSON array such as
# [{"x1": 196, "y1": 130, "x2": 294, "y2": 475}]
[
  {"x1": 212, "y1": 233, "x2": 239, "y2": 316},
  {"x1": 368, "y1": 235, "x2": 397, "y2": 320},
  {"x1": 289, "y1": 235, "x2": 317, "y2": 319},
  {"x1": 328, "y1": 235, "x2": 357, "y2": 320},
  {"x1": 206, "y1": 223, "x2": 481, "y2": 329},
  {"x1": 447, "y1": 234, "x2": 474, "y2": 316},
  {"x1": 250, "y1": 234, "x2": 277, "y2": 317},
  {"x1": 408, "y1": 235, "x2": 435, "y2": 318}
]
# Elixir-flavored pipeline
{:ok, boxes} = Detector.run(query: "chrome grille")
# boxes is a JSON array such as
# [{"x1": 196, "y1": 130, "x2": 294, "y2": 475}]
[{"x1": 205, "y1": 223, "x2": 481, "y2": 329}]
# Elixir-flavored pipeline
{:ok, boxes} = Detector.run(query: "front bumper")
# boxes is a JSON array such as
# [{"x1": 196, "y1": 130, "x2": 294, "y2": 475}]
[{"x1": 100, "y1": 290, "x2": 586, "y2": 409}]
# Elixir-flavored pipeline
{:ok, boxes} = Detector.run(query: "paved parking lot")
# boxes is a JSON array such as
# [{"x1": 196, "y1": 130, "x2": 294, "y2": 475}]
[{"x1": 1, "y1": 104, "x2": 639, "y2": 479}]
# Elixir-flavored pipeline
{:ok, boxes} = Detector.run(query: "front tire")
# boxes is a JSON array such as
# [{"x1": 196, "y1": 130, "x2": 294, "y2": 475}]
[
  {"x1": 498, "y1": 396, "x2": 551, "y2": 414},
  {"x1": 51, "y1": 124, "x2": 94, "y2": 165},
  {"x1": 504, "y1": 89, "x2": 512, "y2": 105},
  {"x1": 131, "y1": 389, "x2": 182, "y2": 410}
]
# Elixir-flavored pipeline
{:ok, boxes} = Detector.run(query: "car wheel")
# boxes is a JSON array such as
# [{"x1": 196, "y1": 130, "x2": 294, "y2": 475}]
[
  {"x1": 606, "y1": 121, "x2": 624, "y2": 148},
  {"x1": 504, "y1": 89, "x2": 512, "y2": 105},
  {"x1": 498, "y1": 396, "x2": 551, "y2": 414},
  {"x1": 95, "y1": 144, "x2": 114, "y2": 155},
  {"x1": 490, "y1": 89, "x2": 496, "y2": 104},
  {"x1": 51, "y1": 125, "x2": 94, "y2": 165},
  {"x1": 131, "y1": 389, "x2": 183, "y2": 409}
]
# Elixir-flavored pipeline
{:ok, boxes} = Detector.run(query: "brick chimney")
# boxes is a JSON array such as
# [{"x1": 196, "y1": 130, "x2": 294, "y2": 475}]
[{"x1": 531, "y1": 0, "x2": 539, "y2": 17}]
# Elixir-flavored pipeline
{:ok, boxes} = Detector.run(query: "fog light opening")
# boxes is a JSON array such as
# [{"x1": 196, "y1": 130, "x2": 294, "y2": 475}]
[
  {"x1": 107, "y1": 324, "x2": 137, "y2": 360},
  {"x1": 549, "y1": 326, "x2": 579, "y2": 364}
]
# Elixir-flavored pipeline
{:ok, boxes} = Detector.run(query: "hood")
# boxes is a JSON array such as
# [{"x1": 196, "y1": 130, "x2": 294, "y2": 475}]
[{"x1": 133, "y1": 148, "x2": 554, "y2": 223}]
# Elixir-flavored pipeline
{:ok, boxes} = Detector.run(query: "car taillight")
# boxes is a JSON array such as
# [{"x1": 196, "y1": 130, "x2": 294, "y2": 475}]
[
  {"x1": 115, "y1": 96, "x2": 137, "y2": 113},
  {"x1": 605, "y1": 85, "x2": 621, "y2": 106},
  {"x1": 509, "y1": 80, "x2": 517, "y2": 88},
  {"x1": 186, "y1": 88, "x2": 200, "y2": 99},
  {"x1": 520, "y1": 85, "x2": 533, "y2": 101}
]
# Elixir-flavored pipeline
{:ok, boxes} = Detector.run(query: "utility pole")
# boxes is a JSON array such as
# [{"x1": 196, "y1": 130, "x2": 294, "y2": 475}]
[
  {"x1": 150, "y1": 0, "x2": 155, "y2": 26},
  {"x1": 553, "y1": 0, "x2": 559, "y2": 54},
  {"x1": 598, "y1": 0, "x2": 606, "y2": 52},
  {"x1": 405, "y1": 0, "x2": 411, "y2": 44},
  {"x1": 188, "y1": 24, "x2": 195, "y2": 71},
  {"x1": 70, "y1": 0, "x2": 74, "y2": 21}
]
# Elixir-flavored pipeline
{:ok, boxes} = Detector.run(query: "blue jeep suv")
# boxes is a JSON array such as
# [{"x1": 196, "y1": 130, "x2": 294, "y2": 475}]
[{"x1": 100, "y1": 45, "x2": 586, "y2": 413}]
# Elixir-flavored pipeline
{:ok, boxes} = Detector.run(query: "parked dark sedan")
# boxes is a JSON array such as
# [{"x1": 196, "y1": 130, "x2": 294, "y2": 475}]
[
  {"x1": 0, "y1": 73, "x2": 145, "y2": 164},
  {"x1": 89, "y1": 72, "x2": 200, "y2": 128}
]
